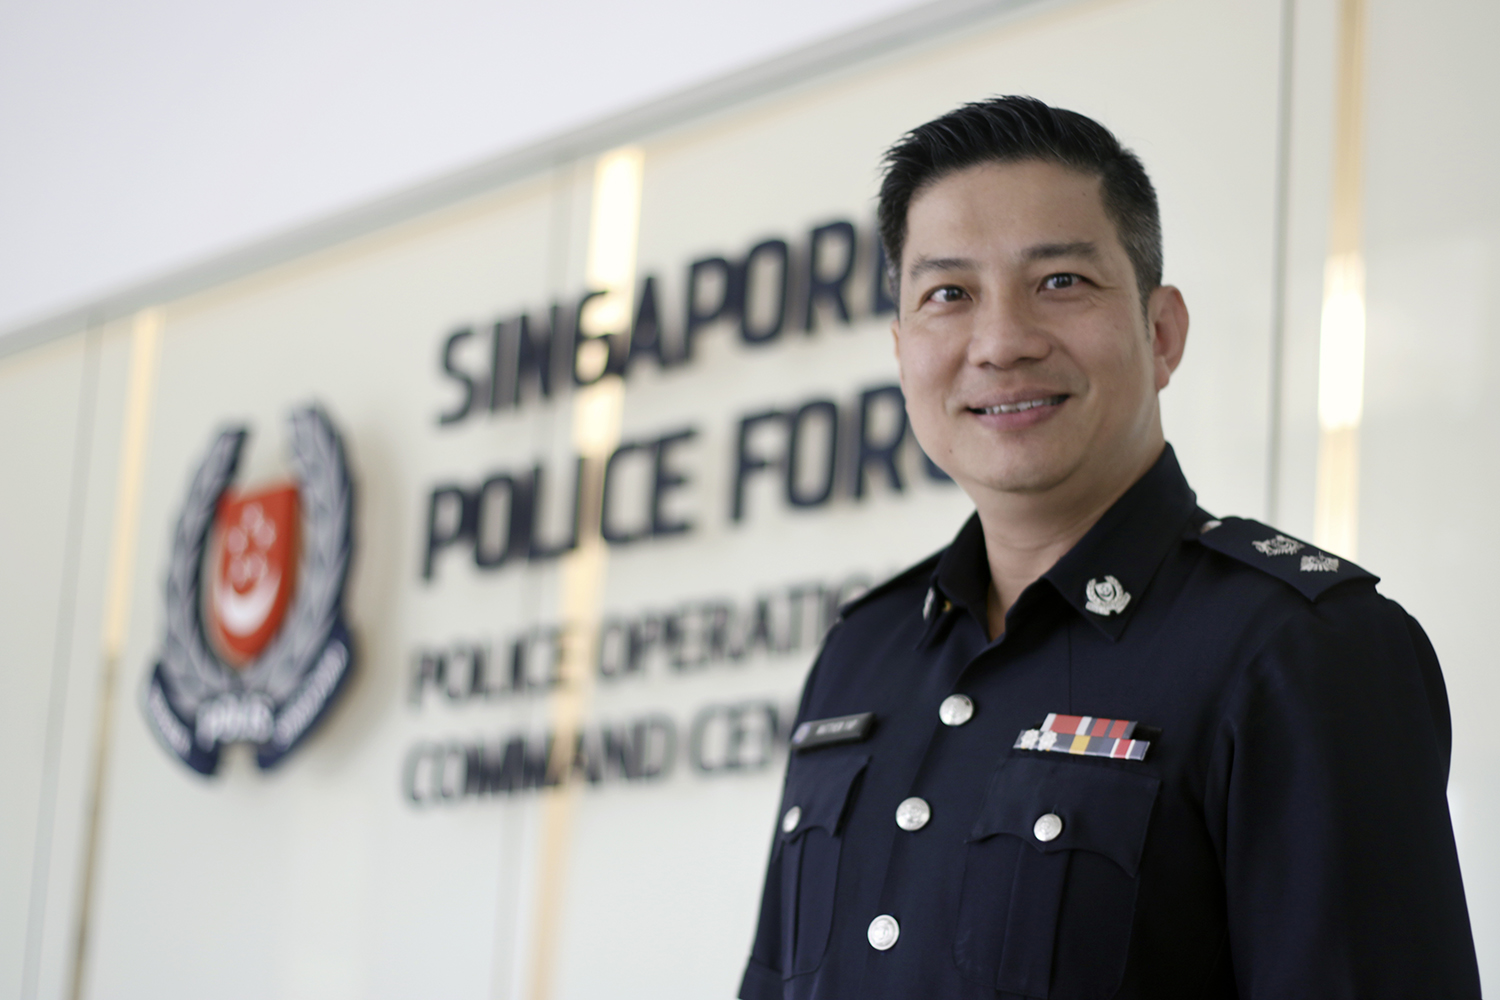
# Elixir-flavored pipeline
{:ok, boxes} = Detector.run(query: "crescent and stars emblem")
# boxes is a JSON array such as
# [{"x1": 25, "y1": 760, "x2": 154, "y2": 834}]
[{"x1": 1084, "y1": 575, "x2": 1131, "y2": 616}]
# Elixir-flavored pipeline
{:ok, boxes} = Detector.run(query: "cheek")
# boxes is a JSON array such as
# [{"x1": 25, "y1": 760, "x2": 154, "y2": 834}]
[
  {"x1": 1091, "y1": 338, "x2": 1157, "y2": 424},
  {"x1": 896, "y1": 339, "x2": 947, "y2": 401},
  {"x1": 1081, "y1": 324, "x2": 1153, "y2": 389},
  {"x1": 896, "y1": 342, "x2": 957, "y2": 440}
]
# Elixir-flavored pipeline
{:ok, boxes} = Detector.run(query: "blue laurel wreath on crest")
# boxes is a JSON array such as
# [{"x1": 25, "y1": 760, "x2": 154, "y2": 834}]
[{"x1": 143, "y1": 404, "x2": 355, "y2": 775}]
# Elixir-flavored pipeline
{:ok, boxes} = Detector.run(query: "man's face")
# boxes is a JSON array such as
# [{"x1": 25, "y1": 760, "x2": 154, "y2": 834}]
[{"x1": 893, "y1": 159, "x2": 1185, "y2": 505}]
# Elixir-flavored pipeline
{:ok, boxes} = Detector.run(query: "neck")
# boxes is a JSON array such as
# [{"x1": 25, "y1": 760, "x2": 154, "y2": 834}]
[{"x1": 974, "y1": 439, "x2": 1164, "y2": 640}]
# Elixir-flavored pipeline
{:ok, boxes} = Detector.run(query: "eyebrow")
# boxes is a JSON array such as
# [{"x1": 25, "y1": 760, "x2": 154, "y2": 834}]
[
  {"x1": 1023, "y1": 241, "x2": 1101, "y2": 263},
  {"x1": 905, "y1": 241, "x2": 1102, "y2": 282},
  {"x1": 905, "y1": 255, "x2": 976, "y2": 281}
]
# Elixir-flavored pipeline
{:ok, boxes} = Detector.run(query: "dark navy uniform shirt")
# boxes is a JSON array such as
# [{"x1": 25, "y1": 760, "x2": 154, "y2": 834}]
[{"x1": 740, "y1": 446, "x2": 1478, "y2": 1000}]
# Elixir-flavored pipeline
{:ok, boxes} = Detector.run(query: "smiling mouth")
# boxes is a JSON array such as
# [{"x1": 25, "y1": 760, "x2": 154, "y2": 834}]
[{"x1": 969, "y1": 394, "x2": 1069, "y2": 415}]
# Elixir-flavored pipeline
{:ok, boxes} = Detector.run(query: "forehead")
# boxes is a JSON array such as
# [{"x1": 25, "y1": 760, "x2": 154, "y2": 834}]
[{"x1": 903, "y1": 159, "x2": 1118, "y2": 262}]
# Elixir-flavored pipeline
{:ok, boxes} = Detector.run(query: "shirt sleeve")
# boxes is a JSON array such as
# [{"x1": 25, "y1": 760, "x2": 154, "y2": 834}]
[{"x1": 1204, "y1": 585, "x2": 1480, "y2": 999}]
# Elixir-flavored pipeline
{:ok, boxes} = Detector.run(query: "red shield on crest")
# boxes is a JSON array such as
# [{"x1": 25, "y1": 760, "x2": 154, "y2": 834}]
[{"x1": 207, "y1": 485, "x2": 299, "y2": 667}]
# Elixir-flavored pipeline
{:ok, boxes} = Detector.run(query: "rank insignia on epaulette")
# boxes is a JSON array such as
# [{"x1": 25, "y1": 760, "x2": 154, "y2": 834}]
[
  {"x1": 1252, "y1": 534, "x2": 1304, "y2": 557},
  {"x1": 1014, "y1": 712, "x2": 1151, "y2": 761},
  {"x1": 1192, "y1": 515, "x2": 1377, "y2": 600}
]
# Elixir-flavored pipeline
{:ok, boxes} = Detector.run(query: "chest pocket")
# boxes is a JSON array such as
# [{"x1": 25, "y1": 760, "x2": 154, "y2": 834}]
[
  {"x1": 953, "y1": 756, "x2": 1159, "y2": 1000},
  {"x1": 775, "y1": 752, "x2": 869, "y2": 977}
]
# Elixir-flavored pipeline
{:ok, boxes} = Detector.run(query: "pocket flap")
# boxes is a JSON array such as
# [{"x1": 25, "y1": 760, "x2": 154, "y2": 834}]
[
  {"x1": 969, "y1": 756, "x2": 1159, "y2": 877},
  {"x1": 779, "y1": 753, "x2": 870, "y2": 841}
]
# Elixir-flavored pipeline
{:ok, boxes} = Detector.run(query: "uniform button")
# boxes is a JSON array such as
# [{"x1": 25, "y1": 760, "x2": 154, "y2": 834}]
[
  {"x1": 782, "y1": 806, "x2": 802, "y2": 833},
  {"x1": 939, "y1": 694, "x2": 974, "y2": 726},
  {"x1": 1033, "y1": 812, "x2": 1064, "y2": 842},
  {"x1": 867, "y1": 914, "x2": 900, "y2": 951},
  {"x1": 895, "y1": 797, "x2": 931, "y2": 831}
]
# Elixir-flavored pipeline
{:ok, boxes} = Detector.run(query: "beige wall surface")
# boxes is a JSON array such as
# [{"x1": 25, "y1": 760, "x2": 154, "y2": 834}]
[
  {"x1": 2, "y1": 0, "x2": 1494, "y2": 997},
  {"x1": 2, "y1": 319, "x2": 135, "y2": 1000},
  {"x1": 1, "y1": 336, "x2": 89, "y2": 997},
  {"x1": 1360, "y1": 0, "x2": 1500, "y2": 970}
]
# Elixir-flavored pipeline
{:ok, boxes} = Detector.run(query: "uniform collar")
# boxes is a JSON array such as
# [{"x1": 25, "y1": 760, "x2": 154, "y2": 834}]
[{"x1": 928, "y1": 444, "x2": 1199, "y2": 643}]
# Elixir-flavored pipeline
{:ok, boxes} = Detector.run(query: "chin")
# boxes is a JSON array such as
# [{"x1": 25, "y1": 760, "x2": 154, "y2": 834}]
[{"x1": 963, "y1": 455, "x2": 1077, "y2": 496}]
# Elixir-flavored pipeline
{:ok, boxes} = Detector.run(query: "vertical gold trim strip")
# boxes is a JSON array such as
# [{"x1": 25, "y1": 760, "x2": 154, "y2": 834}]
[
  {"x1": 1327, "y1": 0, "x2": 1366, "y2": 260},
  {"x1": 525, "y1": 147, "x2": 642, "y2": 1000},
  {"x1": 69, "y1": 309, "x2": 163, "y2": 1000},
  {"x1": 102, "y1": 311, "x2": 163, "y2": 661},
  {"x1": 1314, "y1": 424, "x2": 1359, "y2": 556},
  {"x1": 1314, "y1": 0, "x2": 1367, "y2": 557}
]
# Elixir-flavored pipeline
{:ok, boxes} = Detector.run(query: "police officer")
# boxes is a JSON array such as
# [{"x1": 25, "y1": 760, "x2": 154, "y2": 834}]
[{"x1": 738, "y1": 97, "x2": 1479, "y2": 999}]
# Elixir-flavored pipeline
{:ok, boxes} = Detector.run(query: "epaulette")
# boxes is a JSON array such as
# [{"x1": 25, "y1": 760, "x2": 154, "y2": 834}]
[
  {"x1": 1192, "y1": 516, "x2": 1377, "y2": 601},
  {"x1": 836, "y1": 550, "x2": 944, "y2": 622}
]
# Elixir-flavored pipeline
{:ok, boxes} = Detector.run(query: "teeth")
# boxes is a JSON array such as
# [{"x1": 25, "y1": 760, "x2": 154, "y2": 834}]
[{"x1": 979, "y1": 395, "x2": 1062, "y2": 415}]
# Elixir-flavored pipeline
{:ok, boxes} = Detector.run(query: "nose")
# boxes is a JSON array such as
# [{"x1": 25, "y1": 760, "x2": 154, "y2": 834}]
[{"x1": 966, "y1": 287, "x2": 1050, "y2": 369}]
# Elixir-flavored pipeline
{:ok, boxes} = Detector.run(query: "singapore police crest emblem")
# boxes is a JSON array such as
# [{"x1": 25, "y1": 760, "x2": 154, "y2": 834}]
[{"x1": 143, "y1": 404, "x2": 355, "y2": 774}]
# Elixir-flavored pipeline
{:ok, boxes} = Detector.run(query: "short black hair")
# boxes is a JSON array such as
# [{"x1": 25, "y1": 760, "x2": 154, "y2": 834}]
[{"x1": 878, "y1": 96, "x2": 1163, "y2": 310}]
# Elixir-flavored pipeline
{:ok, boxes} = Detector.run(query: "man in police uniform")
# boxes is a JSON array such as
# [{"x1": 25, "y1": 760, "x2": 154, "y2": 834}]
[{"x1": 739, "y1": 97, "x2": 1479, "y2": 999}]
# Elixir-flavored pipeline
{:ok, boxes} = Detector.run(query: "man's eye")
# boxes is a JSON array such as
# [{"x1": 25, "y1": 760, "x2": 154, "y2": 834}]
[
  {"x1": 928, "y1": 286, "x2": 967, "y2": 303},
  {"x1": 1042, "y1": 273, "x2": 1082, "y2": 290}
]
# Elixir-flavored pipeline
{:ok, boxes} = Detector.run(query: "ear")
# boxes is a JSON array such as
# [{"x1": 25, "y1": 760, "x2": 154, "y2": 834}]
[
  {"x1": 891, "y1": 316, "x2": 908, "y2": 393},
  {"x1": 1146, "y1": 285, "x2": 1189, "y2": 391}
]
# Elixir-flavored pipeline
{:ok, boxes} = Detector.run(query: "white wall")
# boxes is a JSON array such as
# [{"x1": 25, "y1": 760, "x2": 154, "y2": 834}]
[{"x1": 1360, "y1": 0, "x2": 1500, "y2": 971}]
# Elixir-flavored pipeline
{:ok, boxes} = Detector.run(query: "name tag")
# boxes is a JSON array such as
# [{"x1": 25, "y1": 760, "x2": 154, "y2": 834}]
[{"x1": 791, "y1": 712, "x2": 875, "y2": 752}]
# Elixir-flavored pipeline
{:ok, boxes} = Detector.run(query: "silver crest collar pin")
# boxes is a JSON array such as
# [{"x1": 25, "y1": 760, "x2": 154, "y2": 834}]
[{"x1": 1084, "y1": 575, "x2": 1131, "y2": 616}]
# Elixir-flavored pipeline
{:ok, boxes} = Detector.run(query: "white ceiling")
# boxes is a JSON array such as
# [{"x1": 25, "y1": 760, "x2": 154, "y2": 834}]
[{"x1": 0, "y1": 0, "x2": 926, "y2": 336}]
